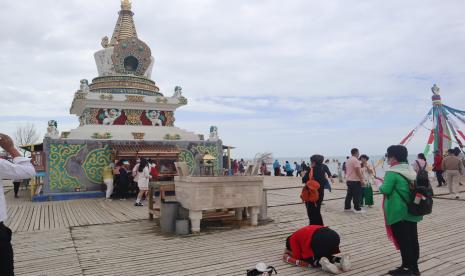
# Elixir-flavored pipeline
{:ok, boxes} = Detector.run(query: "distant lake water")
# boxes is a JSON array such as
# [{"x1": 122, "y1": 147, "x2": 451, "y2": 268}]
[{"x1": 267, "y1": 155, "x2": 434, "y2": 178}]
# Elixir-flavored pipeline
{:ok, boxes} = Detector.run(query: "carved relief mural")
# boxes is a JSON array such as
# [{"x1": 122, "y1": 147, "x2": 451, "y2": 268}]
[
  {"x1": 178, "y1": 150, "x2": 195, "y2": 175},
  {"x1": 192, "y1": 145, "x2": 221, "y2": 175},
  {"x1": 125, "y1": 110, "x2": 143, "y2": 125},
  {"x1": 98, "y1": 109, "x2": 126, "y2": 125},
  {"x1": 142, "y1": 110, "x2": 165, "y2": 126},
  {"x1": 48, "y1": 143, "x2": 112, "y2": 192},
  {"x1": 82, "y1": 146, "x2": 111, "y2": 183},
  {"x1": 82, "y1": 108, "x2": 174, "y2": 126},
  {"x1": 46, "y1": 141, "x2": 222, "y2": 194},
  {"x1": 48, "y1": 144, "x2": 84, "y2": 191},
  {"x1": 178, "y1": 144, "x2": 222, "y2": 176},
  {"x1": 125, "y1": 95, "x2": 145, "y2": 102}
]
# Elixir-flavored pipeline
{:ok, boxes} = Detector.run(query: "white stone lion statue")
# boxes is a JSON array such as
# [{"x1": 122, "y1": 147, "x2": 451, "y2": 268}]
[
  {"x1": 173, "y1": 86, "x2": 183, "y2": 98},
  {"x1": 80, "y1": 79, "x2": 90, "y2": 93},
  {"x1": 45, "y1": 120, "x2": 60, "y2": 139},
  {"x1": 208, "y1": 126, "x2": 219, "y2": 141}
]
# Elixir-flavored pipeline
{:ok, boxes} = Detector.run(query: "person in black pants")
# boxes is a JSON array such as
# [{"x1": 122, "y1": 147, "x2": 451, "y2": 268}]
[
  {"x1": 283, "y1": 225, "x2": 352, "y2": 274},
  {"x1": 345, "y1": 181, "x2": 363, "y2": 210},
  {"x1": 302, "y1": 155, "x2": 326, "y2": 225},
  {"x1": 0, "y1": 133, "x2": 36, "y2": 276},
  {"x1": 390, "y1": 221, "x2": 420, "y2": 275},
  {"x1": 13, "y1": 180, "x2": 21, "y2": 198},
  {"x1": 433, "y1": 151, "x2": 446, "y2": 187},
  {"x1": 115, "y1": 161, "x2": 130, "y2": 200},
  {"x1": 344, "y1": 148, "x2": 365, "y2": 213},
  {"x1": 434, "y1": 171, "x2": 446, "y2": 187},
  {"x1": 0, "y1": 222, "x2": 14, "y2": 275},
  {"x1": 380, "y1": 145, "x2": 422, "y2": 276}
]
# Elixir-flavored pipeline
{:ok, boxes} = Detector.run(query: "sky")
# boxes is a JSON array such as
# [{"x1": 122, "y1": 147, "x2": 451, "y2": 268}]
[{"x1": 1, "y1": 0, "x2": 465, "y2": 158}]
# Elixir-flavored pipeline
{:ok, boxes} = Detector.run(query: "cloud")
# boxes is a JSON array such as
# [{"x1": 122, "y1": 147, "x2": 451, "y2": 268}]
[
  {"x1": 181, "y1": 97, "x2": 256, "y2": 115},
  {"x1": 1, "y1": 0, "x2": 465, "y2": 157}
]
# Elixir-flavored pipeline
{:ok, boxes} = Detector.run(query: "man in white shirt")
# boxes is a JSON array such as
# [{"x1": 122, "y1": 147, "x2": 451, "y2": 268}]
[{"x1": 0, "y1": 133, "x2": 36, "y2": 276}]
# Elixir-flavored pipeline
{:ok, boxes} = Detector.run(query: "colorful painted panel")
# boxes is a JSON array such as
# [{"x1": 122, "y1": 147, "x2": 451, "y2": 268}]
[
  {"x1": 179, "y1": 144, "x2": 222, "y2": 176},
  {"x1": 193, "y1": 145, "x2": 221, "y2": 175},
  {"x1": 178, "y1": 150, "x2": 195, "y2": 175},
  {"x1": 82, "y1": 146, "x2": 111, "y2": 183},
  {"x1": 97, "y1": 109, "x2": 128, "y2": 125},
  {"x1": 83, "y1": 108, "x2": 174, "y2": 126},
  {"x1": 48, "y1": 144, "x2": 84, "y2": 191}
]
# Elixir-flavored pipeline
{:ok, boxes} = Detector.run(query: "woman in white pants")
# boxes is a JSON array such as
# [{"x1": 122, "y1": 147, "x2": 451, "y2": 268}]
[
  {"x1": 442, "y1": 149, "x2": 463, "y2": 199},
  {"x1": 103, "y1": 164, "x2": 114, "y2": 200},
  {"x1": 135, "y1": 158, "x2": 150, "y2": 206}
]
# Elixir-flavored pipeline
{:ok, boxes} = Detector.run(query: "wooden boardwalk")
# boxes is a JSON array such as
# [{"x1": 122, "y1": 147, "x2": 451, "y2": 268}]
[
  {"x1": 4, "y1": 177, "x2": 465, "y2": 276},
  {"x1": 5, "y1": 189, "x2": 147, "y2": 233}
]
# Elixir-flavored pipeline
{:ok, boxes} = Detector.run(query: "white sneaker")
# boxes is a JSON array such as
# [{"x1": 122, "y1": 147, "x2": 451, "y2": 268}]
[
  {"x1": 353, "y1": 209, "x2": 366, "y2": 214},
  {"x1": 340, "y1": 254, "x2": 352, "y2": 272},
  {"x1": 343, "y1": 209, "x2": 353, "y2": 212},
  {"x1": 320, "y1": 257, "x2": 341, "y2": 274},
  {"x1": 455, "y1": 194, "x2": 460, "y2": 199}
]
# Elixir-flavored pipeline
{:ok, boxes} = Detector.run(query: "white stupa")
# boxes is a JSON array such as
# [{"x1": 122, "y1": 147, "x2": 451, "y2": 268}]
[{"x1": 65, "y1": 0, "x2": 201, "y2": 142}]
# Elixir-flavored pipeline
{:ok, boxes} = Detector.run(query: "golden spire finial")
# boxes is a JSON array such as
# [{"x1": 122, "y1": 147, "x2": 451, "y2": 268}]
[
  {"x1": 121, "y1": 0, "x2": 132, "y2": 10},
  {"x1": 109, "y1": 0, "x2": 137, "y2": 46}
]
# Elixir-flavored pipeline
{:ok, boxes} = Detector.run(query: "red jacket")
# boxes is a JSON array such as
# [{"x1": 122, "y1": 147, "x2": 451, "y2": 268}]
[
  {"x1": 150, "y1": 166, "x2": 159, "y2": 179},
  {"x1": 433, "y1": 155, "x2": 443, "y2": 171},
  {"x1": 289, "y1": 225, "x2": 325, "y2": 260}
]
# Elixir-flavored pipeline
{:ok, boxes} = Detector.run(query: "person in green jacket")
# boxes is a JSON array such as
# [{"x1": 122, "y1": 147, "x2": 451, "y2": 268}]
[{"x1": 379, "y1": 145, "x2": 422, "y2": 276}]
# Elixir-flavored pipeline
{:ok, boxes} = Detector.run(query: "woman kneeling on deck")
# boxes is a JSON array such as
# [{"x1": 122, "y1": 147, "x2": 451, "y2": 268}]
[{"x1": 283, "y1": 225, "x2": 351, "y2": 274}]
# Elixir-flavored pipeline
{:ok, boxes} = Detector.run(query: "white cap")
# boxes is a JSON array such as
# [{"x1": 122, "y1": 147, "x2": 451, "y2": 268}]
[{"x1": 255, "y1": 262, "x2": 267, "y2": 272}]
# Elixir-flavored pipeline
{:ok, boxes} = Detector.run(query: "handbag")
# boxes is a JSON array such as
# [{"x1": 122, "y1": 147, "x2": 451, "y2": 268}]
[{"x1": 300, "y1": 168, "x2": 320, "y2": 204}]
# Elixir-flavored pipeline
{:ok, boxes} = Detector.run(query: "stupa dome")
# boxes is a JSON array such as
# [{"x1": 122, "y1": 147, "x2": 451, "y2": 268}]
[{"x1": 92, "y1": 0, "x2": 158, "y2": 96}]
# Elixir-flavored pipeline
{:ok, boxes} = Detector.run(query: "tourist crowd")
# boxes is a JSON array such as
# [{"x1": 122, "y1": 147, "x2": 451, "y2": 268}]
[
  {"x1": 284, "y1": 145, "x2": 464, "y2": 275},
  {"x1": 103, "y1": 158, "x2": 161, "y2": 207},
  {"x1": 1, "y1": 130, "x2": 464, "y2": 276}
]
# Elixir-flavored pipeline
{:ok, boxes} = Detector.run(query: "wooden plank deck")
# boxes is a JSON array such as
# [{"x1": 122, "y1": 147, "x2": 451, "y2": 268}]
[
  {"x1": 4, "y1": 189, "x2": 148, "y2": 232},
  {"x1": 3, "y1": 176, "x2": 465, "y2": 276}
]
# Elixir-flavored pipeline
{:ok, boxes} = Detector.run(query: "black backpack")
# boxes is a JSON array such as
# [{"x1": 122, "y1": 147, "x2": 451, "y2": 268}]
[
  {"x1": 246, "y1": 266, "x2": 277, "y2": 276},
  {"x1": 415, "y1": 160, "x2": 430, "y2": 187},
  {"x1": 398, "y1": 163, "x2": 433, "y2": 216}
]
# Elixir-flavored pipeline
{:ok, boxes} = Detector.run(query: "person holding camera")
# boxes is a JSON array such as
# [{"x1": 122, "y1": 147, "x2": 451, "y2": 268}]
[{"x1": 0, "y1": 133, "x2": 36, "y2": 275}]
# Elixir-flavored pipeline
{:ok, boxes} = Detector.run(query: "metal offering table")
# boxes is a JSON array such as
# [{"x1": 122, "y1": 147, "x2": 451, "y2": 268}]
[{"x1": 174, "y1": 175, "x2": 264, "y2": 233}]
